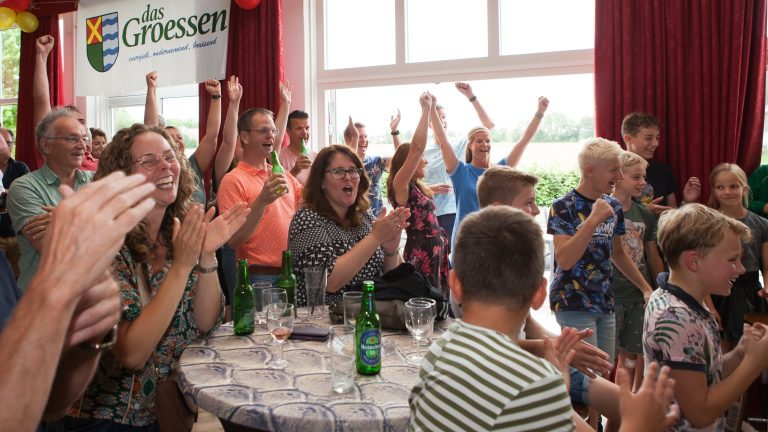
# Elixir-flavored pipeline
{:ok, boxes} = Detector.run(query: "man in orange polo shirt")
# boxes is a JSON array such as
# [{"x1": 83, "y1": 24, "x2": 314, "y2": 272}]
[{"x1": 218, "y1": 107, "x2": 302, "y2": 284}]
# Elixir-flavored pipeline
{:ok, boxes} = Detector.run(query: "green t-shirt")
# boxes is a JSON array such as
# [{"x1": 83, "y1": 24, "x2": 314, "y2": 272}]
[{"x1": 612, "y1": 201, "x2": 657, "y2": 302}]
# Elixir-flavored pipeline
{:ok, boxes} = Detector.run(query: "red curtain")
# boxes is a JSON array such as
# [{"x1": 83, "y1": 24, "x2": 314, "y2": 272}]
[
  {"x1": 198, "y1": 0, "x2": 285, "y2": 194},
  {"x1": 15, "y1": 17, "x2": 63, "y2": 170},
  {"x1": 595, "y1": 0, "x2": 767, "y2": 203}
]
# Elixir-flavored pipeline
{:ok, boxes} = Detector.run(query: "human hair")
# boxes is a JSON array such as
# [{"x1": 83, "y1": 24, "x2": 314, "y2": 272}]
[
  {"x1": 477, "y1": 166, "x2": 539, "y2": 208},
  {"x1": 302, "y1": 145, "x2": 371, "y2": 228},
  {"x1": 89, "y1": 127, "x2": 107, "y2": 140},
  {"x1": 618, "y1": 151, "x2": 648, "y2": 170},
  {"x1": 708, "y1": 163, "x2": 750, "y2": 209},
  {"x1": 35, "y1": 108, "x2": 78, "y2": 152},
  {"x1": 657, "y1": 203, "x2": 751, "y2": 269},
  {"x1": 287, "y1": 109, "x2": 309, "y2": 129},
  {"x1": 577, "y1": 138, "x2": 625, "y2": 174},
  {"x1": 454, "y1": 206, "x2": 544, "y2": 309},
  {"x1": 94, "y1": 123, "x2": 195, "y2": 263},
  {"x1": 621, "y1": 112, "x2": 660, "y2": 138},
  {"x1": 237, "y1": 108, "x2": 275, "y2": 134},
  {"x1": 465, "y1": 126, "x2": 491, "y2": 163},
  {"x1": 343, "y1": 122, "x2": 366, "y2": 142},
  {"x1": 386, "y1": 143, "x2": 432, "y2": 206}
]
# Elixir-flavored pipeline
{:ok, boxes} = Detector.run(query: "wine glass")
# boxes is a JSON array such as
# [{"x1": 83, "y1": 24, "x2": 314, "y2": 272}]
[
  {"x1": 267, "y1": 303, "x2": 295, "y2": 369},
  {"x1": 406, "y1": 298, "x2": 436, "y2": 344},
  {"x1": 404, "y1": 302, "x2": 434, "y2": 365},
  {"x1": 256, "y1": 288, "x2": 287, "y2": 345}
]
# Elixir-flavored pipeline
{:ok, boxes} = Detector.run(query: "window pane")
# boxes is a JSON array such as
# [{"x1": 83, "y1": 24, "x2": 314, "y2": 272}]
[
  {"x1": 406, "y1": 0, "x2": 487, "y2": 62},
  {"x1": 330, "y1": 74, "x2": 594, "y2": 172},
  {"x1": 162, "y1": 96, "x2": 199, "y2": 157},
  {"x1": 500, "y1": 0, "x2": 594, "y2": 55},
  {"x1": 111, "y1": 106, "x2": 144, "y2": 133},
  {"x1": 325, "y1": 0, "x2": 395, "y2": 69},
  {"x1": 1, "y1": 29, "x2": 20, "y2": 99},
  {"x1": 1, "y1": 104, "x2": 16, "y2": 135}
]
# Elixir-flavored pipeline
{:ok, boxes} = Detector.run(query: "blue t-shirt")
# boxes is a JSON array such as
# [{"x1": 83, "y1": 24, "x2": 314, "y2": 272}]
[
  {"x1": 364, "y1": 155, "x2": 385, "y2": 217},
  {"x1": 547, "y1": 189, "x2": 625, "y2": 314},
  {"x1": 448, "y1": 158, "x2": 507, "y2": 247}
]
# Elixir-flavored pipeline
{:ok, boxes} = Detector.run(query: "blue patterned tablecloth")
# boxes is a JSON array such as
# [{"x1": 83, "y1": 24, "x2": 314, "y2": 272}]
[{"x1": 178, "y1": 311, "x2": 445, "y2": 431}]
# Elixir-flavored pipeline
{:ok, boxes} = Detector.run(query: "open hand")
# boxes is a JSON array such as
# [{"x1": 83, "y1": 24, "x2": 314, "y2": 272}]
[
  {"x1": 570, "y1": 328, "x2": 613, "y2": 378},
  {"x1": 227, "y1": 75, "x2": 242, "y2": 102},
  {"x1": 171, "y1": 204, "x2": 206, "y2": 270},
  {"x1": 618, "y1": 362, "x2": 679, "y2": 432},
  {"x1": 682, "y1": 177, "x2": 702, "y2": 203},
  {"x1": 64, "y1": 271, "x2": 121, "y2": 348},
  {"x1": 201, "y1": 203, "x2": 249, "y2": 253},
  {"x1": 390, "y1": 109, "x2": 401, "y2": 132}
]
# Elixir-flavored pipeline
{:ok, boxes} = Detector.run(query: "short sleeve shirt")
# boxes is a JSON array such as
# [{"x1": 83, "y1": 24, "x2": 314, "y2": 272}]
[
  {"x1": 7, "y1": 165, "x2": 93, "y2": 291},
  {"x1": 364, "y1": 155, "x2": 385, "y2": 217},
  {"x1": 547, "y1": 189, "x2": 625, "y2": 313},
  {"x1": 422, "y1": 138, "x2": 469, "y2": 216},
  {"x1": 0, "y1": 158, "x2": 30, "y2": 237},
  {"x1": 279, "y1": 148, "x2": 317, "y2": 186},
  {"x1": 188, "y1": 154, "x2": 207, "y2": 205},
  {"x1": 288, "y1": 208, "x2": 383, "y2": 306},
  {"x1": 643, "y1": 273, "x2": 723, "y2": 432},
  {"x1": 612, "y1": 202, "x2": 657, "y2": 302},
  {"x1": 218, "y1": 161, "x2": 303, "y2": 267},
  {"x1": 737, "y1": 211, "x2": 768, "y2": 272}
]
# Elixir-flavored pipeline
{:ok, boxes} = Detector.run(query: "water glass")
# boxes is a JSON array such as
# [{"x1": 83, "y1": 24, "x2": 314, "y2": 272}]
[
  {"x1": 404, "y1": 302, "x2": 434, "y2": 365},
  {"x1": 328, "y1": 325, "x2": 355, "y2": 394},
  {"x1": 343, "y1": 291, "x2": 363, "y2": 327},
  {"x1": 267, "y1": 303, "x2": 295, "y2": 369},
  {"x1": 252, "y1": 282, "x2": 273, "y2": 325},
  {"x1": 304, "y1": 267, "x2": 327, "y2": 320},
  {"x1": 407, "y1": 298, "x2": 436, "y2": 343}
]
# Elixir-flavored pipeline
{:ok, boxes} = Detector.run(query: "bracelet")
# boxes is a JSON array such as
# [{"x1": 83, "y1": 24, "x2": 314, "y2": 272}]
[
  {"x1": 81, "y1": 324, "x2": 118, "y2": 352},
  {"x1": 468, "y1": 95, "x2": 477, "y2": 102},
  {"x1": 211, "y1": 94, "x2": 222, "y2": 100},
  {"x1": 195, "y1": 258, "x2": 219, "y2": 273},
  {"x1": 391, "y1": 130, "x2": 400, "y2": 136},
  {"x1": 535, "y1": 111, "x2": 544, "y2": 119},
  {"x1": 382, "y1": 247, "x2": 400, "y2": 257}
]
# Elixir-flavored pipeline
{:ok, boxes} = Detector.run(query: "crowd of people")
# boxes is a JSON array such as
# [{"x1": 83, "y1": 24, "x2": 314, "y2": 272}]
[{"x1": 1, "y1": 33, "x2": 767, "y2": 431}]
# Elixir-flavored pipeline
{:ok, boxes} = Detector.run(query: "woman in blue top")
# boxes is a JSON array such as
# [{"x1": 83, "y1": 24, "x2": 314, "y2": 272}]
[{"x1": 431, "y1": 94, "x2": 549, "y2": 243}]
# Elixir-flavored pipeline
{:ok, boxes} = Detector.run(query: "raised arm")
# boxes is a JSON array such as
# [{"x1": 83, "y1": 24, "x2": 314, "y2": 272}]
[
  {"x1": 455, "y1": 82, "x2": 495, "y2": 129},
  {"x1": 214, "y1": 75, "x2": 242, "y2": 188},
  {"x1": 506, "y1": 96, "x2": 549, "y2": 167},
  {"x1": 390, "y1": 109, "x2": 402, "y2": 148},
  {"x1": 33, "y1": 35, "x2": 55, "y2": 128},
  {"x1": 392, "y1": 93, "x2": 430, "y2": 207},
  {"x1": 345, "y1": 116, "x2": 359, "y2": 152},
  {"x1": 143, "y1": 71, "x2": 159, "y2": 126},
  {"x1": 274, "y1": 81, "x2": 292, "y2": 155},
  {"x1": 429, "y1": 94, "x2": 459, "y2": 174},
  {"x1": 192, "y1": 79, "x2": 222, "y2": 173}
]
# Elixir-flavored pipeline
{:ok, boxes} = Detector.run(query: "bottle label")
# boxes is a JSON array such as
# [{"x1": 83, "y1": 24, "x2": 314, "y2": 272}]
[{"x1": 359, "y1": 329, "x2": 381, "y2": 366}]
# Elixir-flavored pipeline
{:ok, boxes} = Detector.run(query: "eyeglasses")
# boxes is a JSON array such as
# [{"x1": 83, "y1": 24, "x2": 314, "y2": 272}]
[
  {"x1": 45, "y1": 135, "x2": 91, "y2": 145},
  {"x1": 242, "y1": 128, "x2": 280, "y2": 136},
  {"x1": 326, "y1": 167, "x2": 362, "y2": 180},
  {"x1": 133, "y1": 151, "x2": 178, "y2": 170}
]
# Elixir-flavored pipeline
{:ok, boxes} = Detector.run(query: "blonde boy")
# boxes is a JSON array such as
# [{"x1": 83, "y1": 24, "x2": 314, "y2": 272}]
[
  {"x1": 646, "y1": 204, "x2": 768, "y2": 431},
  {"x1": 548, "y1": 138, "x2": 653, "y2": 363},
  {"x1": 611, "y1": 152, "x2": 665, "y2": 388}
]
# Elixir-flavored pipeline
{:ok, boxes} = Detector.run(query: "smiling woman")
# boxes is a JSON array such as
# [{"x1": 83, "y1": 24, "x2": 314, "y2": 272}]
[{"x1": 288, "y1": 145, "x2": 409, "y2": 308}]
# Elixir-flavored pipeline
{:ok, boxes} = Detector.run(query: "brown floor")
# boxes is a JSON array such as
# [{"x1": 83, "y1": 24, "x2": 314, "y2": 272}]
[{"x1": 192, "y1": 410, "x2": 224, "y2": 432}]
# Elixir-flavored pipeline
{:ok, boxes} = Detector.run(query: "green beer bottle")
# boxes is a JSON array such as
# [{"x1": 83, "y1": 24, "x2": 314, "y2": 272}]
[
  {"x1": 270, "y1": 150, "x2": 287, "y2": 194},
  {"x1": 233, "y1": 259, "x2": 255, "y2": 335},
  {"x1": 278, "y1": 250, "x2": 296, "y2": 316},
  {"x1": 356, "y1": 281, "x2": 381, "y2": 375},
  {"x1": 300, "y1": 138, "x2": 310, "y2": 156}
]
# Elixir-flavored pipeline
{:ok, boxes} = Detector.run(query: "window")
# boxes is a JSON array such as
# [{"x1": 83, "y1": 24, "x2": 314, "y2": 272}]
[
  {"x1": 106, "y1": 84, "x2": 199, "y2": 157},
  {"x1": 499, "y1": 0, "x2": 595, "y2": 55},
  {"x1": 324, "y1": 0, "x2": 396, "y2": 69},
  {"x1": 0, "y1": 28, "x2": 19, "y2": 135},
  {"x1": 406, "y1": 0, "x2": 488, "y2": 63}
]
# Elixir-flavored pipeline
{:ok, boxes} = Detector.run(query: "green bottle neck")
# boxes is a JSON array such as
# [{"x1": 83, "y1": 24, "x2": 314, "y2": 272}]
[
  {"x1": 280, "y1": 254, "x2": 293, "y2": 276},
  {"x1": 237, "y1": 260, "x2": 249, "y2": 286}
]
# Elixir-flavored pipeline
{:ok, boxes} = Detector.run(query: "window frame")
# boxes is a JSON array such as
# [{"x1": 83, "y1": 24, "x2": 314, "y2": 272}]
[{"x1": 312, "y1": 0, "x2": 594, "y2": 146}]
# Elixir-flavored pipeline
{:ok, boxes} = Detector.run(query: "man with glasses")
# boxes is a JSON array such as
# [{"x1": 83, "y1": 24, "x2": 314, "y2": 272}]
[
  {"x1": 217, "y1": 107, "x2": 302, "y2": 284},
  {"x1": 0, "y1": 128, "x2": 29, "y2": 278},
  {"x1": 7, "y1": 109, "x2": 93, "y2": 290}
]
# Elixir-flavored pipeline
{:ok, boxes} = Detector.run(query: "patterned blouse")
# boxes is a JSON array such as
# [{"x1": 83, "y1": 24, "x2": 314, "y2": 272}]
[
  {"x1": 288, "y1": 208, "x2": 383, "y2": 306},
  {"x1": 69, "y1": 246, "x2": 222, "y2": 426}
]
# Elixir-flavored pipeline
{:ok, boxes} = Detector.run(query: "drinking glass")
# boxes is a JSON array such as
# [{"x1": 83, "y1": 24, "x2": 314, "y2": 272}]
[
  {"x1": 257, "y1": 288, "x2": 287, "y2": 345},
  {"x1": 328, "y1": 325, "x2": 355, "y2": 394},
  {"x1": 267, "y1": 303, "x2": 295, "y2": 369},
  {"x1": 304, "y1": 268, "x2": 327, "y2": 320},
  {"x1": 404, "y1": 302, "x2": 434, "y2": 365},
  {"x1": 406, "y1": 298, "x2": 437, "y2": 344},
  {"x1": 252, "y1": 282, "x2": 274, "y2": 325},
  {"x1": 343, "y1": 291, "x2": 362, "y2": 327}
]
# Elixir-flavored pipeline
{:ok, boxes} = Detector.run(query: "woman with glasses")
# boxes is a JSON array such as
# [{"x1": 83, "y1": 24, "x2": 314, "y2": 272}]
[
  {"x1": 386, "y1": 93, "x2": 449, "y2": 297},
  {"x1": 288, "y1": 145, "x2": 410, "y2": 307},
  {"x1": 55, "y1": 124, "x2": 248, "y2": 431}
]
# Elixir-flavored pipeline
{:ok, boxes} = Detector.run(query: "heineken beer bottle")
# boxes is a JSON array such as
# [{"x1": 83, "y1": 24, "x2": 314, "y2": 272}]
[{"x1": 356, "y1": 281, "x2": 381, "y2": 375}]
